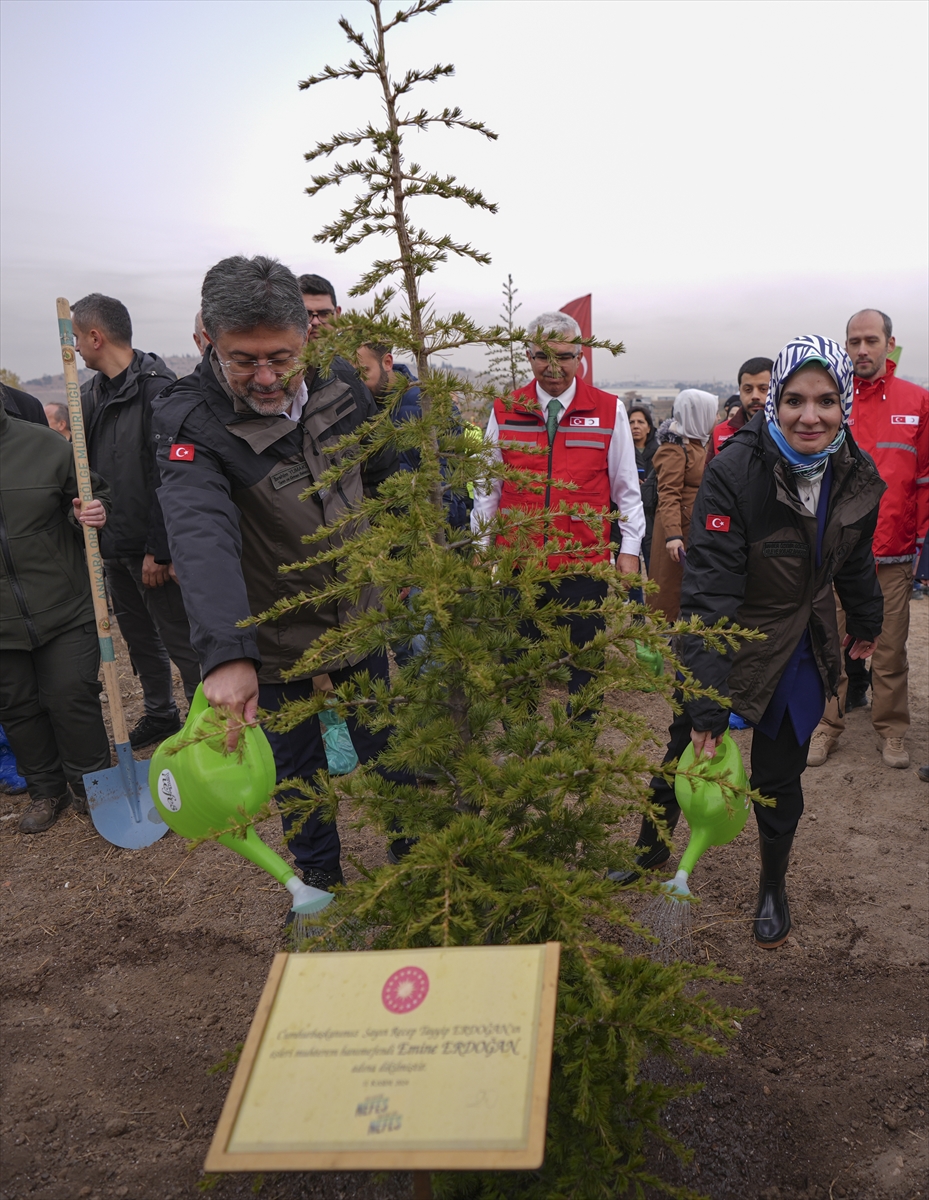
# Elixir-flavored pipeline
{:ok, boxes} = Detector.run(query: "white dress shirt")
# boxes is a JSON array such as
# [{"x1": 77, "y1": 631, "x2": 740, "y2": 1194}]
[
  {"x1": 471, "y1": 378, "x2": 646, "y2": 556},
  {"x1": 283, "y1": 380, "x2": 309, "y2": 421}
]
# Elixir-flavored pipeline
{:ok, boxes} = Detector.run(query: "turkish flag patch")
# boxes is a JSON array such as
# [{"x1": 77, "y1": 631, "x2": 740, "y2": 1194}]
[
  {"x1": 706, "y1": 513, "x2": 731, "y2": 532},
  {"x1": 169, "y1": 443, "x2": 195, "y2": 461}
]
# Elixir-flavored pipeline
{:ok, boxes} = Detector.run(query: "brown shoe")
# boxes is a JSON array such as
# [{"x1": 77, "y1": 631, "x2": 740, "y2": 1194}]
[
  {"x1": 880, "y1": 737, "x2": 909, "y2": 769},
  {"x1": 806, "y1": 731, "x2": 837, "y2": 767},
  {"x1": 18, "y1": 791, "x2": 70, "y2": 834}
]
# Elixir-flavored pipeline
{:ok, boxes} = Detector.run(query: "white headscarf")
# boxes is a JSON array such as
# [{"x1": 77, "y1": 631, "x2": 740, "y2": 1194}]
[{"x1": 669, "y1": 389, "x2": 719, "y2": 445}]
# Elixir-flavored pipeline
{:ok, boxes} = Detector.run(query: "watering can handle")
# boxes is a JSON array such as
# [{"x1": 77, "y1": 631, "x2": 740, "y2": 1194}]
[{"x1": 187, "y1": 684, "x2": 211, "y2": 724}]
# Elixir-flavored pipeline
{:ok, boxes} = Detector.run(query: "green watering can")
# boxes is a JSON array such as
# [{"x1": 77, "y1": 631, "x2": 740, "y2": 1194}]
[
  {"x1": 148, "y1": 686, "x2": 334, "y2": 916},
  {"x1": 663, "y1": 731, "x2": 751, "y2": 897}
]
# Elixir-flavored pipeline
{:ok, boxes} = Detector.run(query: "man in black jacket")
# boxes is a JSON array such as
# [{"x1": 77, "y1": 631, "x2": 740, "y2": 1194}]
[
  {"x1": 73, "y1": 294, "x2": 201, "y2": 748},
  {"x1": 153, "y1": 256, "x2": 410, "y2": 893}
]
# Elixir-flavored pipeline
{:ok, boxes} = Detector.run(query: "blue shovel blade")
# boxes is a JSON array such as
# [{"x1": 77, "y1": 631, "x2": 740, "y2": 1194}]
[{"x1": 84, "y1": 742, "x2": 168, "y2": 849}]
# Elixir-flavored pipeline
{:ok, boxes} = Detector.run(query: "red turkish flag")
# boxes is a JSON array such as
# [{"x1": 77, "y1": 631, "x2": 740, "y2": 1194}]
[{"x1": 560, "y1": 294, "x2": 592, "y2": 382}]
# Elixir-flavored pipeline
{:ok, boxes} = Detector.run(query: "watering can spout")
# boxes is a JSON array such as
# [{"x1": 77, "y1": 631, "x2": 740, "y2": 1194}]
[{"x1": 286, "y1": 876, "x2": 335, "y2": 916}]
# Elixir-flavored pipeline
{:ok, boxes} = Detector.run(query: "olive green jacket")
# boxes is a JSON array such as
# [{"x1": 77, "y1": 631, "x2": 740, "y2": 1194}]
[{"x1": 0, "y1": 404, "x2": 111, "y2": 651}]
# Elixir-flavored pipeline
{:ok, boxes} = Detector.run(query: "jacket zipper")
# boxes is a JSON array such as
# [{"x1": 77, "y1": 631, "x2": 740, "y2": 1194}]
[{"x1": 0, "y1": 504, "x2": 41, "y2": 648}]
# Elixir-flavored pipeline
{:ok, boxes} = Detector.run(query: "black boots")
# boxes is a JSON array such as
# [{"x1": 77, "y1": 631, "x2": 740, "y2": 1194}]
[
  {"x1": 128, "y1": 711, "x2": 182, "y2": 750},
  {"x1": 608, "y1": 808, "x2": 680, "y2": 885},
  {"x1": 754, "y1": 829, "x2": 794, "y2": 948}
]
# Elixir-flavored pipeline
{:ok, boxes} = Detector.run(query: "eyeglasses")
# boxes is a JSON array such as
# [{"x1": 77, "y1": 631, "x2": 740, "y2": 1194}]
[
  {"x1": 307, "y1": 310, "x2": 335, "y2": 323},
  {"x1": 528, "y1": 351, "x2": 580, "y2": 363},
  {"x1": 219, "y1": 355, "x2": 303, "y2": 378}
]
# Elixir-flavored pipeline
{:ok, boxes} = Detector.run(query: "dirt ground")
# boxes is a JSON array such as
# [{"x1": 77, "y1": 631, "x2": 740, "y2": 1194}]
[{"x1": 1, "y1": 604, "x2": 926, "y2": 1200}]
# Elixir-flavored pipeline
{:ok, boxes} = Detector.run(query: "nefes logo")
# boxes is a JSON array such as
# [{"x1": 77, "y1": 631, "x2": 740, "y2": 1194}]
[
  {"x1": 891, "y1": 415, "x2": 919, "y2": 426},
  {"x1": 706, "y1": 514, "x2": 731, "y2": 531},
  {"x1": 169, "y1": 443, "x2": 195, "y2": 461}
]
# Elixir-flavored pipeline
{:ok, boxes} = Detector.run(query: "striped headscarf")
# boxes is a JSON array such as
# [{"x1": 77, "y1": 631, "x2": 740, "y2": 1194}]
[{"x1": 765, "y1": 335, "x2": 854, "y2": 480}]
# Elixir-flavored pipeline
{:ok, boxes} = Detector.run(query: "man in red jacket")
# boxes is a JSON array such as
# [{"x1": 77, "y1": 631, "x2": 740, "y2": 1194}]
[
  {"x1": 809, "y1": 309, "x2": 929, "y2": 769},
  {"x1": 706, "y1": 356, "x2": 774, "y2": 464}
]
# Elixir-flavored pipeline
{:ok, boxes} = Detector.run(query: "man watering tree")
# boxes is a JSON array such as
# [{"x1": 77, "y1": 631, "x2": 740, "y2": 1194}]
[{"x1": 152, "y1": 255, "x2": 410, "y2": 897}]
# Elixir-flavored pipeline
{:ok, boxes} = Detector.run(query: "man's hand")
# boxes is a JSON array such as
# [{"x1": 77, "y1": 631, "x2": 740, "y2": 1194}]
[
  {"x1": 203, "y1": 659, "x2": 260, "y2": 751},
  {"x1": 690, "y1": 728, "x2": 724, "y2": 760},
  {"x1": 666, "y1": 538, "x2": 685, "y2": 563},
  {"x1": 142, "y1": 554, "x2": 172, "y2": 588},
  {"x1": 72, "y1": 498, "x2": 106, "y2": 528},
  {"x1": 615, "y1": 553, "x2": 640, "y2": 575},
  {"x1": 844, "y1": 634, "x2": 878, "y2": 661}
]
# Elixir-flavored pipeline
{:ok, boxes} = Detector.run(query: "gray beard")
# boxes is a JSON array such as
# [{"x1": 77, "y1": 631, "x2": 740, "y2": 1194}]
[{"x1": 242, "y1": 391, "x2": 293, "y2": 417}]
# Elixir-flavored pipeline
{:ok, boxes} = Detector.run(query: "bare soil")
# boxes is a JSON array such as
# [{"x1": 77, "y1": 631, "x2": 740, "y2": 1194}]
[{"x1": 1, "y1": 604, "x2": 926, "y2": 1200}]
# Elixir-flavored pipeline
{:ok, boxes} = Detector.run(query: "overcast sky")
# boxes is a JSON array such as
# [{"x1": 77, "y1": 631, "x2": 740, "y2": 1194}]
[{"x1": 2, "y1": 0, "x2": 927, "y2": 384}]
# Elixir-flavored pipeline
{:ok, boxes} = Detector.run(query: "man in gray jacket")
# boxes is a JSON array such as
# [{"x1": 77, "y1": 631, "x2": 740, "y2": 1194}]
[
  {"x1": 153, "y1": 256, "x2": 408, "y2": 894},
  {"x1": 74, "y1": 294, "x2": 201, "y2": 748}
]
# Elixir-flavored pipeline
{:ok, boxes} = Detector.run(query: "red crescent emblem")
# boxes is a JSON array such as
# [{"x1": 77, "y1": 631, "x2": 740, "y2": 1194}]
[
  {"x1": 169, "y1": 444, "x2": 195, "y2": 461},
  {"x1": 706, "y1": 514, "x2": 731, "y2": 531}
]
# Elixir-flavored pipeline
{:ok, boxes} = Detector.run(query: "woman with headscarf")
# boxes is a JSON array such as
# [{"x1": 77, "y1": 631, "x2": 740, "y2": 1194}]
[
  {"x1": 645, "y1": 389, "x2": 720, "y2": 619},
  {"x1": 612, "y1": 337, "x2": 885, "y2": 947}
]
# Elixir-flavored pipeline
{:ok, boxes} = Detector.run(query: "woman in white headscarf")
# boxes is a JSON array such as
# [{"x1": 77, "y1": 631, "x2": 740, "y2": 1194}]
[{"x1": 646, "y1": 389, "x2": 720, "y2": 619}]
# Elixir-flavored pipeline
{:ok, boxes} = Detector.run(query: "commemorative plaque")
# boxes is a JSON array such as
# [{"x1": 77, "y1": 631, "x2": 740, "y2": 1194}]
[{"x1": 205, "y1": 942, "x2": 560, "y2": 1172}]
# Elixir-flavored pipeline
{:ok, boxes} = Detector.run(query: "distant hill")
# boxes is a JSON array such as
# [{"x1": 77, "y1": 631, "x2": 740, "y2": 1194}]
[{"x1": 22, "y1": 355, "x2": 200, "y2": 405}]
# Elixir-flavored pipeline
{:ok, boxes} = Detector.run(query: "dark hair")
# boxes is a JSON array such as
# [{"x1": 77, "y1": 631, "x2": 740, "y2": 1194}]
[
  {"x1": 201, "y1": 256, "x2": 308, "y2": 340},
  {"x1": 297, "y1": 273, "x2": 337, "y2": 306},
  {"x1": 628, "y1": 403, "x2": 655, "y2": 433},
  {"x1": 738, "y1": 356, "x2": 774, "y2": 384},
  {"x1": 725, "y1": 394, "x2": 742, "y2": 411},
  {"x1": 361, "y1": 342, "x2": 392, "y2": 360},
  {"x1": 846, "y1": 309, "x2": 892, "y2": 340},
  {"x1": 71, "y1": 293, "x2": 132, "y2": 346}
]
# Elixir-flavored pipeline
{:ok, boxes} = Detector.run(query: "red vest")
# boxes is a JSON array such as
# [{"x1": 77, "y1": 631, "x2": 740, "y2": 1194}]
[{"x1": 494, "y1": 377, "x2": 616, "y2": 567}]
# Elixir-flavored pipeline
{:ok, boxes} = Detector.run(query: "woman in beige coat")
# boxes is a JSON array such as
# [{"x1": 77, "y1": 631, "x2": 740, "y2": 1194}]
[{"x1": 646, "y1": 389, "x2": 720, "y2": 619}]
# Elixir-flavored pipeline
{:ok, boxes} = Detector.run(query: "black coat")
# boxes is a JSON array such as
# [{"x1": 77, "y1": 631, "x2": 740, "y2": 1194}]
[
  {"x1": 79, "y1": 350, "x2": 176, "y2": 560},
  {"x1": 680, "y1": 414, "x2": 885, "y2": 734},
  {"x1": 1, "y1": 385, "x2": 48, "y2": 425}
]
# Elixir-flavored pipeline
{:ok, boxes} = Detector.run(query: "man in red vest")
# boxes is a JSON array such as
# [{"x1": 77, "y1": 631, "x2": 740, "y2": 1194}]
[
  {"x1": 808, "y1": 309, "x2": 929, "y2": 770},
  {"x1": 472, "y1": 311, "x2": 644, "y2": 716}
]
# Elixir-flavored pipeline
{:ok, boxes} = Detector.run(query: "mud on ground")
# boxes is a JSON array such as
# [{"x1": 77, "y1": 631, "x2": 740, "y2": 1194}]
[{"x1": 1, "y1": 604, "x2": 926, "y2": 1200}]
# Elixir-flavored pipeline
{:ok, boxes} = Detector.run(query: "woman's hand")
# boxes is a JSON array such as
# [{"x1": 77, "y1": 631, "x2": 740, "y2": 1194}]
[
  {"x1": 73, "y1": 498, "x2": 106, "y2": 528},
  {"x1": 666, "y1": 538, "x2": 685, "y2": 563},
  {"x1": 690, "y1": 728, "x2": 724, "y2": 760}
]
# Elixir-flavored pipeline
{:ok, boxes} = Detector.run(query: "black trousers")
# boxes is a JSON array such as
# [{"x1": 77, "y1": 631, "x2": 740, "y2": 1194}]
[
  {"x1": 104, "y1": 556, "x2": 201, "y2": 717},
  {"x1": 260, "y1": 651, "x2": 416, "y2": 876},
  {"x1": 515, "y1": 574, "x2": 608, "y2": 703},
  {"x1": 643, "y1": 705, "x2": 809, "y2": 846},
  {"x1": 0, "y1": 623, "x2": 111, "y2": 799}
]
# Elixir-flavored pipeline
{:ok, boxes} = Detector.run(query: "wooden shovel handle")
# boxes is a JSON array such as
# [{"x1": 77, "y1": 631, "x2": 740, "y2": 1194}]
[{"x1": 56, "y1": 297, "x2": 129, "y2": 746}]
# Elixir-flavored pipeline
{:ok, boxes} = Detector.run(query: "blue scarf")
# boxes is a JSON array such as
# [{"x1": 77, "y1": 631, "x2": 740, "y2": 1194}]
[{"x1": 765, "y1": 335, "x2": 853, "y2": 481}]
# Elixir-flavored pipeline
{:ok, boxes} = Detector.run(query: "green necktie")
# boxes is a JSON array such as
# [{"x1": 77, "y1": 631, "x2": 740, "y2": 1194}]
[{"x1": 546, "y1": 398, "x2": 563, "y2": 444}]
